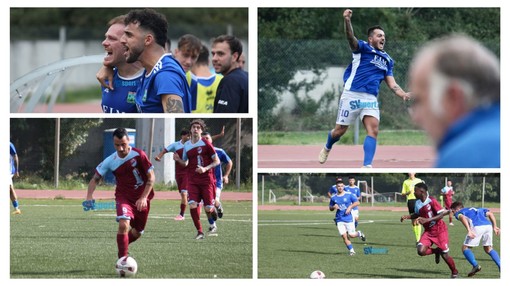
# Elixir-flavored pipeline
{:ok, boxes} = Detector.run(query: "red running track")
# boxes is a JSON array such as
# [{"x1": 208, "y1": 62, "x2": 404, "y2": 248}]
[{"x1": 258, "y1": 145, "x2": 436, "y2": 168}]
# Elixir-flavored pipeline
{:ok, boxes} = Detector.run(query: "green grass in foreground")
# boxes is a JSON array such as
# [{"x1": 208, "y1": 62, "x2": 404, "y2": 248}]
[
  {"x1": 11, "y1": 199, "x2": 252, "y2": 278},
  {"x1": 258, "y1": 129, "x2": 429, "y2": 145},
  {"x1": 258, "y1": 210, "x2": 500, "y2": 279}
]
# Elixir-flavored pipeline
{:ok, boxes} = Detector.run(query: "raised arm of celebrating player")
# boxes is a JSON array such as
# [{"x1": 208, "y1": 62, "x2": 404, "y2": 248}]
[{"x1": 343, "y1": 9, "x2": 358, "y2": 51}]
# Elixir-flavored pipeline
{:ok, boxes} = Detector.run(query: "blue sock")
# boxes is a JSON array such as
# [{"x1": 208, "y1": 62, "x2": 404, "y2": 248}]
[
  {"x1": 346, "y1": 244, "x2": 353, "y2": 251},
  {"x1": 208, "y1": 217, "x2": 215, "y2": 225},
  {"x1": 12, "y1": 200, "x2": 19, "y2": 209},
  {"x1": 363, "y1": 136, "x2": 377, "y2": 166},
  {"x1": 325, "y1": 131, "x2": 340, "y2": 150},
  {"x1": 463, "y1": 249, "x2": 478, "y2": 267},
  {"x1": 355, "y1": 221, "x2": 358, "y2": 228},
  {"x1": 488, "y1": 249, "x2": 501, "y2": 270}
]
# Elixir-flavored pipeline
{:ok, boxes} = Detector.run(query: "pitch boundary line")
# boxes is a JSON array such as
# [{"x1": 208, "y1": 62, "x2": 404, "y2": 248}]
[{"x1": 258, "y1": 219, "x2": 376, "y2": 227}]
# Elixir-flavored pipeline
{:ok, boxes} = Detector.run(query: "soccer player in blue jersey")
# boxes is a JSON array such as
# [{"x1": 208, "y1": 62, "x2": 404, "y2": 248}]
[
  {"x1": 155, "y1": 129, "x2": 190, "y2": 221},
  {"x1": 408, "y1": 34, "x2": 500, "y2": 167},
  {"x1": 191, "y1": 45, "x2": 224, "y2": 113},
  {"x1": 121, "y1": 9, "x2": 192, "y2": 113},
  {"x1": 100, "y1": 15, "x2": 143, "y2": 113},
  {"x1": 202, "y1": 132, "x2": 233, "y2": 219},
  {"x1": 451, "y1": 201, "x2": 501, "y2": 277},
  {"x1": 344, "y1": 176, "x2": 361, "y2": 228},
  {"x1": 329, "y1": 178, "x2": 366, "y2": 256},
  {"x1": 10, "y1": 142, "x2": 21, "y2": 215},
  {"x1": 212, "y1": 35, "x2": 248, "y2": 113},
  {"x1": 319, "y1": 9, "x2": 411, "y2": 167}
]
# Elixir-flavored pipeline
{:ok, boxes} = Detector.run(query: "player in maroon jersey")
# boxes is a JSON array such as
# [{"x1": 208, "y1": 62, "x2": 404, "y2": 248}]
[
  {"x1": 175, "y1": 119, "x2": 220, "y2": 239},
  {"x1": 155, "y1": 129, "x2": 190, "y2": 221},
  {"x1": 400, "y1": 182, "x2": 459, "y2": 278},
  {"x1": 85, "y1": 128, "x2": 155, "y2": 258}
]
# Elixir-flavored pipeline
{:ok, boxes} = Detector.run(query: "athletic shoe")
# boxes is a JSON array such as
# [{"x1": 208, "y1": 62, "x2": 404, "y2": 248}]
[
  {"x1": 362, "y1": 165, "x2": 372, "y2": 168},
  {"x1": 467, "y1": 265, "x2": 481, "y2": 277},
  {"x1": 174, "y1": 214, "x2": 185, "y2": 221},
  {"x1": 349, "y1": 251, "x2": 356, "y2": 256},
  {"x1": 451, "y1": 272, "x2": 459, "y2": 279},
  {"x1": 211, "y1": 209, "x2": 218, "y2": 221},
  {"x1": 195, "y1": 232, "x2": 205, "y2": 240},
  {"x1": 435, "y1": 251, "x2": 441, "y2": 264},
  {"x1": 207, "y1": 226, "x2": 218, "y2": 236},
  {"x1": 359, "y1": 231, "x2": 366, "y2": 242},
  {"x1": 449, "y1": 222, "x2": 454, "y2": 226},
  {"x1": 12, "y1": 209, "x2": 21, "y2": 215},
  {"x1": 318, "y1": 147, "x2": 330, "y2": 164},
  {"x1": 217, "y1": 205, "x2": 224, "y2": 219}
]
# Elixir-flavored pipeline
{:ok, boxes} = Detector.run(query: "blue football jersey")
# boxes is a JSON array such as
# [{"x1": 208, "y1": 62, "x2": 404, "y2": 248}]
[
  {"x1": 101, "y1": 68, "x2": 142, "y2": 113},
  {"x1": 329, "y1": 192, "x2": 358, "y2": 223},
  {"x1": 344, "y1": 185, "x2": 361, "y2": 211},
  {"x1": 213, "y1": 147, "x2": 231, "y2": 189},
  {"x1": 136, "y1": 54, "x2": 192, "y2": 113},
  {"x1": 343, "y1": 40, "x2": 394, "y2": 96},
  {"x1": 454, "y1": 207, "x2": 492, "y2": 227}
]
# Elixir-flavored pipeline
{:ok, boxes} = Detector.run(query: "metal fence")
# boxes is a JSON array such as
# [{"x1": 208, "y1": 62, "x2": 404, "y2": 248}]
[
  {"x1": 258, "y1": 173, "x2": 500, "y2": 207},
  {"x1": 258, "y1": 38, "x2": 500, "y2": 132}
]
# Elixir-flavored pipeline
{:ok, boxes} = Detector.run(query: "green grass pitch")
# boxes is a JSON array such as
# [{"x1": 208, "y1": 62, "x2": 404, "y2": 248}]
[
  {"x1": 258, "y1": 209, "x2": 500, "y2": 279},
  {"x1": 10, "y1": 199, "x2": 253, "y2": 278}
]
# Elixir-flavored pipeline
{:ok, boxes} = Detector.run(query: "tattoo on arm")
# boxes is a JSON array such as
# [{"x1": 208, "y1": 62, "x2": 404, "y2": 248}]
[
  {"x1": 391, "y1": 84, "x2": 403, "y2": 95},
  {"x1": 164, "y1": 97, "x2": 184, "y2": 113},
  {"x1": 344, "y1": 18, "x2": 358, "y2": 51}
]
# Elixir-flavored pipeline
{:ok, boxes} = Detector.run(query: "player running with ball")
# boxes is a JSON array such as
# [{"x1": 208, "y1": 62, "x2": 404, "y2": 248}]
[
  {"x1": 401, "y1": 182, "x2": 458, "y2": 278},
  {"x1": 319, "y1": 9, "x2": 411, "y2": 167},
  {"x1": 85, "y1": 128, "x2": 155, "y2": 259}
]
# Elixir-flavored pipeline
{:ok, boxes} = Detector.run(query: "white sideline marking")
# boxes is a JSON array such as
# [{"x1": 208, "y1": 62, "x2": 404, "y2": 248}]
[{"x1": 258, "y1": 220, "x2": 375, "y2": 226}]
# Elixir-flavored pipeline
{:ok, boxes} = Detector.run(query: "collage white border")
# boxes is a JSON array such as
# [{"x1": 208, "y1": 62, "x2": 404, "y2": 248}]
[{"x1": 3, "y1": 0, "x2": 507, "y2": 285}]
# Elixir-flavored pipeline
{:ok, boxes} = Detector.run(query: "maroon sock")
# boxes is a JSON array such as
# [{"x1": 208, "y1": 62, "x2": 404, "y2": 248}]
[
  {"x1": 117, "y1": 233, "x2": 129, "y2": 258},
  {"x1": 180, "y1": 203, "x2": 186, "y2": 216},
  {"x1": 445, "y1": 256, "x2": 458, "y2": 274},
  {"x1": 190, "y1": 208, "x2": 202, "y2": 233},
  {"x1": 196, "y1": 205, "x2": 201, "y2": 217}
]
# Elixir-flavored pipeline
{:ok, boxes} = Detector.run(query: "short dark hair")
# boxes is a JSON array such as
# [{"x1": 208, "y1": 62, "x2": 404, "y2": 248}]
[
  {"x1": 201, "y1": 131, "x2": 211, "y2": 136},
  {"x1": 367, "y1": 25, "x2": 384, "y2": 37},
  {"x1": 113, "y1": 128, "x2": 128, "y2": 140},
  {"x1": 414, "y1": 182, "x2": 428, "y2": 192},
  {"x1": 213, "y1": 35, "x2": 243, "y2": 61},
  {"x1": 348, "y1": 175, "x2": 355, "y2": 180},
  {"x1": 450, "y1": 201, "x2": 463, "y2": 210},
  {"x1": 336, "y1": 177, "x2": 343, "y2": 183},
  {"x1": 125, "y1": 9, "x2": 168, "y2": 48},
  {"x1": 180, "y1": 129, "x2": 189, "y2": 136}
]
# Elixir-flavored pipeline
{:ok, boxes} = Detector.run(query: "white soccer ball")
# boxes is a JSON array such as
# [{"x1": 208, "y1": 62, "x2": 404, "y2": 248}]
[
  {"x1": 115, "y1": 256, "x2": 138, "y2": 277},
  {"x1": 310, "y1": 270, "x2": 325, "y2": 279}
]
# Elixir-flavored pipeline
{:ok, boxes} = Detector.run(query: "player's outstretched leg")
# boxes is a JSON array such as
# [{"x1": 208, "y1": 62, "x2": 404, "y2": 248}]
[{"x1": 319, "y1": 130, "x2": 336, "y2": 163}]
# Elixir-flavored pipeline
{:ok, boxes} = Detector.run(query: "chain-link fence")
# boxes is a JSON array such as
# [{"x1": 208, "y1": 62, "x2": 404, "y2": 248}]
[
  {"x1": 258, "y1": 173, "x2": 500, "y2": 207},
  {"x1": 258, "y1": 38, "x2": 500, "y2": 132}
]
